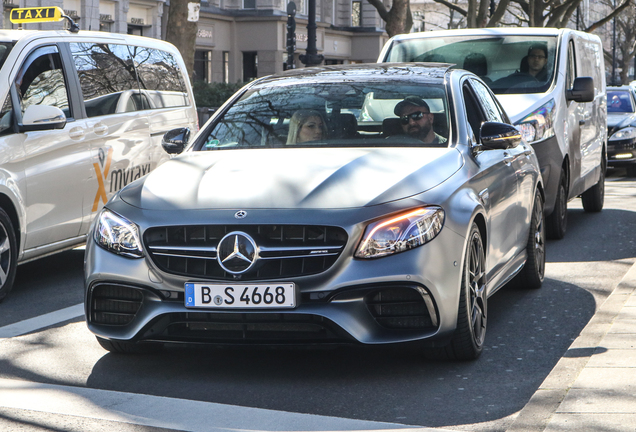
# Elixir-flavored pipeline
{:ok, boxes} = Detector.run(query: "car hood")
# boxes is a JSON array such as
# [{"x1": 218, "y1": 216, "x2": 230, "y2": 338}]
[
  {"x1": 607, "y1": 112, "x2": 636, "y2": 129},
  {"x1": 119, "y1": 147, "x2": 463, "y2": 210}
]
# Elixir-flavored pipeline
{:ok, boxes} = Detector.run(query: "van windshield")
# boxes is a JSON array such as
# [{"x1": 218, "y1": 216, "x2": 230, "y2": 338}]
[
  {"x1": 0, "y1": 43, "x2": 13, "y2": 70},
  {"x1": 385, "y1": 36, "x2": 557, "y2": 95}
]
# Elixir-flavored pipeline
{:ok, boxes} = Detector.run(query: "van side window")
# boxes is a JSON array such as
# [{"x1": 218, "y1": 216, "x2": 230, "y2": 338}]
[
  {"x1": 566, "y1": 41, "x2": 576, "y2": 89},
  {"x1": 16, "y1": 46, "x2": 70, "y2": 116},
  {"x1": 0, "y1": 95, "x2": 12, "y2": 136},
  {"x1": 129, "y1": 47, "x2": 190, "y2": 108},
  {"x1": 70, "y1": 43, "x2": 141, "y2": 117}
]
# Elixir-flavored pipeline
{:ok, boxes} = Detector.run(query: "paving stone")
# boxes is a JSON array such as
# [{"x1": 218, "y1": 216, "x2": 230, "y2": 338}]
[
  {"x1": 545, "y1": 413, "x2": 636, "y2": 432},
  {"x1": 586, "y1": 349, "x2": 636, "y2": 367},
  {"x1": 557, "y1": 388, "x2": 636, "y2": 414}
]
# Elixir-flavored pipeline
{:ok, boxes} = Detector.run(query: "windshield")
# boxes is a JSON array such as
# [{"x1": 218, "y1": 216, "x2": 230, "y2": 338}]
[
  {"x1": 607, "y1": 90, "x2": 635, "y2": 113},
  {"x1": 0, "y1": 43, "x2": 13, "y2": 70},
  {"x1": 195, "y1": 81, "x2": 450, "y2": 150},
  {"x1": 385, "y1": 36, "x2": 557, "y2": 95}
]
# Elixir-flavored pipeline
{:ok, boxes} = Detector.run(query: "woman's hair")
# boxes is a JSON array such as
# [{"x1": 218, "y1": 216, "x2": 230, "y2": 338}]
[{"x1": 287, "y1": 110, "x2": 327, "y2": 144}]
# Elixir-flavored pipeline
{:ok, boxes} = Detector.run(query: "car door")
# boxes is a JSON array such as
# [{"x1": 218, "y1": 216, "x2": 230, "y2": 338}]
[
  {"x1": 12, "y1": 43, "x2": 91, "y2": 251},
  {"x1": 462, "y1": 79, "x2": 522, "y2": 286}
]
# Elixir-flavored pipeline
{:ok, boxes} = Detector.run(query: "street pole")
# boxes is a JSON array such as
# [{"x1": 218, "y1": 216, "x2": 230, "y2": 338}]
[
  {"x1": 286, "y1": 2, "x2": 296, "y2": 70},
  {"x1": 299, "y1": 0, "x2": 324, "y2": 67},
  {"x1": 612, "y1": 0, "x2": 617, "y2": 85}
]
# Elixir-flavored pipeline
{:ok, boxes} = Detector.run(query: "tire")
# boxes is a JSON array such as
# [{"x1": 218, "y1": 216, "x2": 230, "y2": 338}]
[
  {"x1": 427, "y1": 223, "x2": 487, "y2": 361},
  {"x1": 546, "y1": 169, "x2": 567, "y2": 240},
  {"x1": 515, "y1": 191, "x2": 545, "y2": 289},
  {"x1": 0, "y1": 208, "x2": 18, "y2": 302},
  {"x1": 96, "y1": 336, "x2": 163, "y2": 354},
  {"x1": 581, "y1": 157, "x2": 605, "y2": 213}
]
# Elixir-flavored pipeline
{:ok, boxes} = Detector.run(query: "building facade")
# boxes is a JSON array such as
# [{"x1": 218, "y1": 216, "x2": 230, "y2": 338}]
[{"x1": 1, "y1": 0, "x2": 389, "y2": 83}]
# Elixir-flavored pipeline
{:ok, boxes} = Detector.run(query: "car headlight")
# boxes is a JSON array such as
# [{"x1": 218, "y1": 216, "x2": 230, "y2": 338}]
[
  {"x1": 94, "y1": 209, "x2": 143, "y2": 258},
  {"x1": 355, "y1": 207, "x2": 445, "y2": 259},
  {"x1": 609, "y1": 126, "x2": 636, "y2": 141},
  {"x1": 516, "y1": 99, "x2": 556, "y2": 144}
]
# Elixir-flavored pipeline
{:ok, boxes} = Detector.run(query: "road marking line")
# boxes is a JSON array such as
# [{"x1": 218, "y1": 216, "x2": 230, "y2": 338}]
[
  {"x1": 0, "y1": 378, "x2": 441, "y2": 432},
  {"x1": 0, "y1": 303, "x2": 84, "y2": 339}
]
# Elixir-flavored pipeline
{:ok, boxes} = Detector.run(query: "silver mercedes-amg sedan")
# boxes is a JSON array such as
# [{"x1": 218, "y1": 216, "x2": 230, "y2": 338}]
[{"x1": 85, "y1": 63, "x2": 545, "y2": 360}]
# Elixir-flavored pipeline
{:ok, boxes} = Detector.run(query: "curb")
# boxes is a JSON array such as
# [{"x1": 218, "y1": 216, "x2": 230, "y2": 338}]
[{"x1": 506, "y1": 259, "x2": 636, "y2": 431}]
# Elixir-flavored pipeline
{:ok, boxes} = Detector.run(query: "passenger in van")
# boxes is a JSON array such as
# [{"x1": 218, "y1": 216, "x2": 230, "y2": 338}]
[
  {"x1": 463, "y1": 53, "x2": 491, "y2": 83},
  {"x1": 287, "y1": 110, "x2": 328, "y2": 144},
  {"x1": 393, "y1": 96, "x2": 447, "y2": 146},
  {"x1": 522, "y1": 44, "x2": 549, "y2": 81}
]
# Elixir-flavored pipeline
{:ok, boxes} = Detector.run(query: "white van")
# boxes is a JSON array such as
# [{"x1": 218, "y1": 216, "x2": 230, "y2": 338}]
[
  {"x1": 0, "y1": 7, "x2": 197, "y2": 300},
  {"x1": 379, "y1": 28, "x2": 607, "y2": 240}
]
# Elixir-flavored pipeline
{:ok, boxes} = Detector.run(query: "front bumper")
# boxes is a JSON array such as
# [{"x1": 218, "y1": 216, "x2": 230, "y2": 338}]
[
  {"x1": 85, "y1": 220, "x2": 465, "y2": 347},
  {"x1": 607, "y1": 138, "x2": 636, "y2": 166}
]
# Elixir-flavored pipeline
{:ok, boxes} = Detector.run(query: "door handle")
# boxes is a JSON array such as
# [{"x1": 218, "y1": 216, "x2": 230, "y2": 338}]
[
  {"x1": 579, "y1": 119, "x2": 586, "y2": 125},
  {"x1": 69, "y1": 127, "x2": 85, "y2": 140},
  {"x1": 94, "y1": 123, "x2": 108, "y2": 135}
]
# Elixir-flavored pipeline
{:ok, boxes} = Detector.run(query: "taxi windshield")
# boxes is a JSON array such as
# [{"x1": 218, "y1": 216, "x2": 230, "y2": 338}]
[
  {"x1": 196, "y1": 81, "x2": 449, "y2": 150},
  {"x1": 0, "y1": 43, "x2": 13, "y2": 70},
  {"x1": 385, "y1": 36, "x2": 557, "y2": 95}
]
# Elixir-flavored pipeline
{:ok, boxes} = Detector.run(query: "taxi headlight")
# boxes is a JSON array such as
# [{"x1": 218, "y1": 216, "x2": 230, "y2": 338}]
[
  {"x1": 516, "y1": 99, "x2": 556, "y2": 144},
  {"x1": 609, "y1": 127, "x2": 636, "y2": 141},
  {"x1": 355, "y1": 207, "x2": 445, "y2": 259},
  {"x1": 94, "y1": 209, "x2": 143, "y2": 258}
]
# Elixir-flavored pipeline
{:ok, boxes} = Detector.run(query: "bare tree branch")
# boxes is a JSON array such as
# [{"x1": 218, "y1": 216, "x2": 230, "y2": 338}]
[{"x1": 585, "y1": 0, "x2": 632, "y2": 32}]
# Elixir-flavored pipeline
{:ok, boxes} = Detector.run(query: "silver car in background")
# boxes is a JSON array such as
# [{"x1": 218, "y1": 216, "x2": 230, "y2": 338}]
[{"x1": 85, "y1": 64, "x2": 545, "y2": 360}]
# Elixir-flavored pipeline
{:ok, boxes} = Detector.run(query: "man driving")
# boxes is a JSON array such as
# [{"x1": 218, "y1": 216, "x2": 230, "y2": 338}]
[{"x1": 394, "y1": 96, "x2": 447, "y2": 145}]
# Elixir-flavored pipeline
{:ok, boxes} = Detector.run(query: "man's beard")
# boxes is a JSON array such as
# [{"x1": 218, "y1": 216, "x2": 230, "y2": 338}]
[{"x1": 409, "y1": 123, "x2": 432, "y2": 138}]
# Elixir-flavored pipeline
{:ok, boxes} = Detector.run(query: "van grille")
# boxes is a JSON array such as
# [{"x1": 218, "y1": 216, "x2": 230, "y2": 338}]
[{"x1": 144, "y1": 225, "x2": 347, "y2": 280}]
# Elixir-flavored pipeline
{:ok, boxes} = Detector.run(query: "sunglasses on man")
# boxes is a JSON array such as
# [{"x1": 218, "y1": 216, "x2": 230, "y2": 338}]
[{"x1": 400, "y1": 111, "x2": 429, "y2": 125}]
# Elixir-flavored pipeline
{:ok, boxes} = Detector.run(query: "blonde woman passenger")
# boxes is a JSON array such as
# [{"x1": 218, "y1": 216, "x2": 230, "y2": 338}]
[{"x1": 287, "y1": 110, "x2": 328, "y2": 144}]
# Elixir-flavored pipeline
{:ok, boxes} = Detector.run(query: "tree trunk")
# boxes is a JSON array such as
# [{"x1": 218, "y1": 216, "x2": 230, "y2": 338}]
[
  {"x1": 165, "y1": 0, "x2": 200, "y2": 81},
  {"x1": 366, "y1": 0, "x2": 413, "y2": 37}
]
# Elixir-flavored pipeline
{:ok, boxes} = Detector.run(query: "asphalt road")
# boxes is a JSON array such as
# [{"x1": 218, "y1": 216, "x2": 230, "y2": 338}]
[{"x1": 0, "y1": 169, "x2": 635, "y2": 432}]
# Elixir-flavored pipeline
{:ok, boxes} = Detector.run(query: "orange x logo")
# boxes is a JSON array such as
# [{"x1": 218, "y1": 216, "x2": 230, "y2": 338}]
[{"x1": 92, "y1": 148, "x2": 113, "y2": 212}]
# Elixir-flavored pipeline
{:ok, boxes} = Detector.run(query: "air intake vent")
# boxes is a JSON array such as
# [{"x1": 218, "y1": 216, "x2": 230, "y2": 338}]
[
  {"x1": 366, "y1": 287, "x2": 437, "y2": 330},
  {"x1": 144, "y1": 225, "x2": 347, "y2": 280},
  {"x1": 90, "y1": 284, "x2": 143, "y2": 326}
]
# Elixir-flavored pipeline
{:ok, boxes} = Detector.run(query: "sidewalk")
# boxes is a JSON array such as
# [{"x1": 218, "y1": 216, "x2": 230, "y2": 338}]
[{"x1": 507, "y1": 260, "x2": 636, "y2": 432}]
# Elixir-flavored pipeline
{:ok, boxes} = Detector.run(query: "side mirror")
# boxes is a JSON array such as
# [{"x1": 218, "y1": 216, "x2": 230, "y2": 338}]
[
  {"x1": 162, "y1": 127, "x2": 190, "y2": 154},
  {"x1": 19, "y1": 105, "x2": 66, "y2": 132},
  {"x1": 566, "y1": 77, "x2": 594, "y2": 103},
  {"x1": 480, "y1": 122, "x2": 522, "y2": 150}
]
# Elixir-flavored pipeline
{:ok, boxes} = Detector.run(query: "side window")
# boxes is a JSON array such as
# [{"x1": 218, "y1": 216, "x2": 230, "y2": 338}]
[
  {"x1": 16, "y1": 46, "x2": 70, "y2": 116},
  {"x1": 470, "y1": 79, "x2": 505, "y2": 123},
  {"x1": 462, "y1": 82, "x2": 485, "y2": 141},
  {"x1": 70, "y1": 43, "x2": 140, "y2": 117},
  {"x1": 0, "y1": 95, "x2": 12, "y2": 136},
  {"x1": 566, "y1": 41, "x2": 576, "y2": 89},
  {"x1": 129, "y1": 47, "x2": 190, "y2": 108}
]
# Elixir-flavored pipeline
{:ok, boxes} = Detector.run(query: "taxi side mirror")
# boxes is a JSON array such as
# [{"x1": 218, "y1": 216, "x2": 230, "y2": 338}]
[
  {"x1": 19, "y1": 105, "x2": 67, "y2": 132},
  {"x1": 162, "y1": 127, "x2": 190, "y2": 154}
]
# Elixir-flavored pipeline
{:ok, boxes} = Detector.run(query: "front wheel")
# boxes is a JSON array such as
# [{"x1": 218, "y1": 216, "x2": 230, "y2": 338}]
[
  {"x1": 546, "y1": 169, "x2": 568, "y2": 240},
  {"x1": 515, "y1": 191, "x2": 545, "y2": 289},
  {"x1": 581, "y1": 157, "x2": 605, "y2": 212},
  {"x1": 0, "y1": 208, "x2": 17, "y2": 302},
  {"x1": 427, "y1": 223, "x2": 487, "y2": 361}
]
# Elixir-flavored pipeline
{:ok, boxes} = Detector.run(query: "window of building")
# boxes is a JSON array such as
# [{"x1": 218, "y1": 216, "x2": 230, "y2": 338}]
[
  {"x1": 128, "y1": 25, "x2": 143, "y2": 36},
  {"x1": 243, "y1": 0, "x2": 256, "y2": 8},
  {"x1": 223, "y1": 51, "x2": 230, "y2": 84},
  {"x1": 243, "y1": 52, "x2": 258, "y2": 82},
  {"x1": 194, "y1": 50, "x2": 212, "y2": 82},
  {"x1": 352, "y1": 1, "x2": 361, "y2": 27}
]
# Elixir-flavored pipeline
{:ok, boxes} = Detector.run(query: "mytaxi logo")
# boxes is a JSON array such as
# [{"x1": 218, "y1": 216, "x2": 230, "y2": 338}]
[
  {"x1": 92, "y1": 148, "x2": 113, "y2": 212},
  {"x1": 10, "y1": 7, "x2": 63, "y2": 24}
]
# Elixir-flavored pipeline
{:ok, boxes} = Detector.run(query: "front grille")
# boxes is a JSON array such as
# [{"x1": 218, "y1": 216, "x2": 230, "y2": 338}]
[
  {"x1": 145, "y1": 225, "x2": 348, "y2": 280},
  {"x1": 90, "y1": 284, "x2": 144, "y2": 326},
  {"x1": 366, "y1": 287, "x2": 437, "y2": 330},
  {"x1": 158, "y1": 312, "x2": 353, "y2": 343}
]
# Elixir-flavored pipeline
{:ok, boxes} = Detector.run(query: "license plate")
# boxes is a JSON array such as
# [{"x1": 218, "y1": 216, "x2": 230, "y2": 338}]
[{"x1": 185, "y1": 283, "x2": 296, "y2": 309}]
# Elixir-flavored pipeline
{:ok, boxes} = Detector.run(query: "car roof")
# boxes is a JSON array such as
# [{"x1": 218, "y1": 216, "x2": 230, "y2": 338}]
[
  {"x1": 0, "y1": 29, "x2": 175, "y2": 50},
  {"x1": 255, "y1": 63, "x2": 455, "y2": 86},
  {"x1": 389, "y1": 27, "x2": 566, "y2": 42}
]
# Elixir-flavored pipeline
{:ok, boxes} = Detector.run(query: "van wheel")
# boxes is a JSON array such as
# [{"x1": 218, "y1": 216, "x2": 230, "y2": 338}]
[
  {"x1": 581, "y1": 157, "x2": 605, "y2": 212},
  {"x1": 0, "y1": 208, "x2": 17, "y2": 302},
  {"x1": 546, "y1": 169, "x2": 567, "y2": 240},
  {"x1": 96, "y1": 336, "x2": 163, "y2": 354}
]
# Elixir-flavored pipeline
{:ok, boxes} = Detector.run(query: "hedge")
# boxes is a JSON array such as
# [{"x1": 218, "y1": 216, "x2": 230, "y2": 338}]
[{"x1": 192, "y1": 81, "x2": 246, "y2": 108}]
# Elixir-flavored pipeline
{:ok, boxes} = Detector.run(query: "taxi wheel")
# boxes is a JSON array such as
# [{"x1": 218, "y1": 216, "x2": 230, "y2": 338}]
[
  {"x1": 96, "y1": 336, "x2": 163, "y2": 354},
  {"x1": 0, "y1": 208, "x2": 17, "y2": 302}
]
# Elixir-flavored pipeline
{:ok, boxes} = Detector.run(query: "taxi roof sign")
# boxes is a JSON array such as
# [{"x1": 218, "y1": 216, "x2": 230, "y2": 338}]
[{"x1": 10, "y1": 7, "x2": 64, "y2": 24}]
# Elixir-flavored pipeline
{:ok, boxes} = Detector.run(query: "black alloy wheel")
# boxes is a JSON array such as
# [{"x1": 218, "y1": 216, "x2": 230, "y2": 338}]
[
  {"x1": 515, "y1": 191, "x2": 545, "y2": 289},
  {"x1": 0, "y1": 208, "x2": 17, "y2": 302}
]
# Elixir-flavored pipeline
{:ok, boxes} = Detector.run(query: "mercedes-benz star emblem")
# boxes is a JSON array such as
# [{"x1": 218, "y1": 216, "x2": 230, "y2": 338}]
[
  {"x1": 217, "y1": 232, "x2": 258, "y2": 274},
  {"x1": 235, "y1": 210, "x2": 247, "y2": 219}
]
